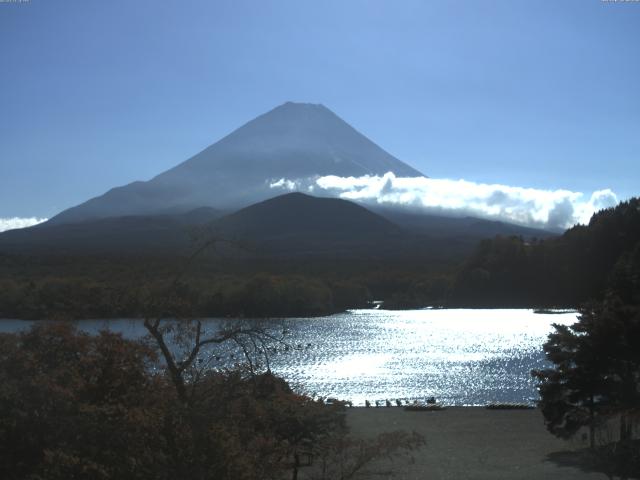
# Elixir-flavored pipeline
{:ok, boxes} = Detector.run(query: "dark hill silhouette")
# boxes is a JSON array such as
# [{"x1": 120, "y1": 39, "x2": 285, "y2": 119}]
[
  {"x1": 213, "y1": 192, "x2": 401, "y2": 241},
  {"x1": 201, "y1": 192, "x2": 407, "y2": 257},
  {"x1": 210, "y1": 194, "x2": 555, "y2": 257},
  {"x1": 48, "y1": 102, "x2": 424, "y2": 225}
]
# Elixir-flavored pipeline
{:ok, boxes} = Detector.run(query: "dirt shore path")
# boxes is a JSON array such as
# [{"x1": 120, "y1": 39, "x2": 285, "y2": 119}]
[{"x1": 344, "y1": 407, "x2": 604, "y2": 479}]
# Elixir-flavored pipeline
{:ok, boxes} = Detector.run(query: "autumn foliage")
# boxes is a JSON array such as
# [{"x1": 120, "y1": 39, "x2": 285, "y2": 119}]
[{"x1": 0, "y1": 323, "x2": 349, "y2": 480}]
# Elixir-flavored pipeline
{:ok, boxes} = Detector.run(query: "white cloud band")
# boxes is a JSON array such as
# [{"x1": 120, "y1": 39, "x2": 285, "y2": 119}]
[
  {"x1": 0, "y1": 217, "x2": 48, "y2": 233},
  {"x1": 271, "y1": 173, "x2": 618, "y2": 230}
]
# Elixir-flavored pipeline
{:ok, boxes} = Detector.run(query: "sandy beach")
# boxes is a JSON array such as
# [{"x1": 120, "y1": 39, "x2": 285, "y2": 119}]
[{"x1": 341, "y1": 407, "x2": 604, "y2": 480}]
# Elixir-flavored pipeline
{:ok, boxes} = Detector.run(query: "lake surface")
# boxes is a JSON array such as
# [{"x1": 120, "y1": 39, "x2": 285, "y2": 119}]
[{"x1": 0, "y1": 309, "x2": 577, "y2": 406}]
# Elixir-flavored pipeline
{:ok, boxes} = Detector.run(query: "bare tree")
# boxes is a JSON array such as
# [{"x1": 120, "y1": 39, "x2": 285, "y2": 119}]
[{"x1": 141, "y1": 236, "x2": 287, "y2": 403}]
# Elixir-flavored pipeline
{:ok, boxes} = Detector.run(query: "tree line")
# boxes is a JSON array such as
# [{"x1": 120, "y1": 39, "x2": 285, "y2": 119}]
[
  {"x1": 450, "y1": 198, "x2": 640, "y2": 308},
  {"x1": 0, "y1": 252, "x2": 456, "y2": 319},
  {"x1": 0, "y1": 273, "x2": 372, "y2": 320}
]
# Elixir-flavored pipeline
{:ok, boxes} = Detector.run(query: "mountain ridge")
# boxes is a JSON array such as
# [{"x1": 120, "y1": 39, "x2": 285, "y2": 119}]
[{"x1": 0, "y1": 192, "x2": 554, "y2": 258}]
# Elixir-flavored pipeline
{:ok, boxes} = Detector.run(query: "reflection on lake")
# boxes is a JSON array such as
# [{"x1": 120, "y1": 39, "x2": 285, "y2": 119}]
[{"x1": 0, "y1": 309, "x2": 577, "y2": 406}]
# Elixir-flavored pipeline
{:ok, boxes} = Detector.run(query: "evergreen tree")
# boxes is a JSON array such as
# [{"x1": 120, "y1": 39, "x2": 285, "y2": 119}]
[{"x1": 533, "y1": 296, "x2": 640, "y2": 447}]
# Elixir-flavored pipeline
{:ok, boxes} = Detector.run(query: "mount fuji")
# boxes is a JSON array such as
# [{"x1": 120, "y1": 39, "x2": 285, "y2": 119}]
[{"x1": 49, "y1": 102, "x2": 424, "y2": 225}]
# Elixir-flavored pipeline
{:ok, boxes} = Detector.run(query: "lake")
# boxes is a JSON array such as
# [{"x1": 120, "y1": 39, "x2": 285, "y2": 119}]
[{"x1": 0, "y1": 308, "x2": 577, "y2": 406}]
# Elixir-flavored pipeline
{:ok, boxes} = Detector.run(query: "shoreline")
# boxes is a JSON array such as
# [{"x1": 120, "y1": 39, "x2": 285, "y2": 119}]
[{"x1": 0, "y1": 307, "x2": 579, "y2": 322}]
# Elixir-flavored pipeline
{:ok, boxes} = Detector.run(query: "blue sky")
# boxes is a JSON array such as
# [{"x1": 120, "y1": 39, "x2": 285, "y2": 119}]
[{"x1": 1, "y1": 0, "x2": 639, "y2": 220}]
